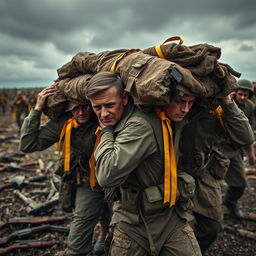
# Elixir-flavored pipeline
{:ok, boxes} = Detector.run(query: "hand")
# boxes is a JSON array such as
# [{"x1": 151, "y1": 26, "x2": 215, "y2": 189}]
[
  {"x1": 98, "y1": 119, "x2": 106, "y2": 129},
  {"x1": 220, "y1": 94, "x2": 233, "y2": 105},
  {"x1": 34, "y1": 85, "x2": 57, "y2": 111}
]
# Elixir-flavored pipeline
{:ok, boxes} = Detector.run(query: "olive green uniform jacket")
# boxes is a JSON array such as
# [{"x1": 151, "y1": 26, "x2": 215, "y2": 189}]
[
  {"x1": 20, "y1": 109, "x2": 97, "y2": 163},
  {"x1": 224, "y1": 99, "x2": 255, "y2": 188},
  {"x1": 178, "y1": 101, "x2": 254, "y2": 221},
  {"x1": 94, "y1": 102, "x2": 198, "y2": 254},
  {"x1": 238, "y1": 99, "x2": 255, "y2": 127},
  {"x1": 19, "y1": 109, "x2": 107, "y2": 255}
]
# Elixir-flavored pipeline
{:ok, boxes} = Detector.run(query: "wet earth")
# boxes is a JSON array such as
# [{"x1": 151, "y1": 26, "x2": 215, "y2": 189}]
[{"x1": 0, "y1": 110, "x2": 255, "y2": 256}]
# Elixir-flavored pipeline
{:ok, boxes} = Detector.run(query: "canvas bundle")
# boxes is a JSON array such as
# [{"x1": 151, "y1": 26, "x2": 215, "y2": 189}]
[{"x1": 44, "y1": 41, "x2": 241, "y2": 120}]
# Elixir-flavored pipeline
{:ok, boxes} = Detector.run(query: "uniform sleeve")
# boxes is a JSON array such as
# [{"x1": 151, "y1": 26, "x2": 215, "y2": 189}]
[
  {"x1": 248, "y1": 102, "x2": 256, "y2": 129},
  {"x1": 94, "y1": 118, "x2": 157, "y2": 188},
  {"x1": 19, "y1": 109, "x2": 64, "y2": 152},
  {"x1": 221, "y1": 101, "x2": 254, "y2": 146}
]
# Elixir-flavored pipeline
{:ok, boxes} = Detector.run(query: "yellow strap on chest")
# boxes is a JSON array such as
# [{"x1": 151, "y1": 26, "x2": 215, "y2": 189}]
[
  {"x1": 89, "y1": 127, "x2": 102, "y2": 189},
  {"x1": 58, "y1": 117, "x2": 80, "y2": 172},
  {"x1": 155, "y1": 108, "x2": 177, "y2": 207}
]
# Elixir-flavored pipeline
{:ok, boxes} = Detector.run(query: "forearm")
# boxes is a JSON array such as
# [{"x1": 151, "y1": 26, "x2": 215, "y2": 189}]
[
  {"x1": 95, "y1": 121, "x2": 156, "y2": 188},
  {"x1": 221, "y1": 101, "x2": 254, "y2": 146},
  {"x1": 19, "y1": 109, "x2": 60, "y2": 152}
]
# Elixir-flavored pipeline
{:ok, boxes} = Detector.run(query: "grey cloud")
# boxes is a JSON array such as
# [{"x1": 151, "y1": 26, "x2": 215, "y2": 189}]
[
  {"x1": 0, "y1": 0, "x2": 256, "y2": 88},
  {"x1": 239, "y1": 44, "x2": 254, "y2": 52}
]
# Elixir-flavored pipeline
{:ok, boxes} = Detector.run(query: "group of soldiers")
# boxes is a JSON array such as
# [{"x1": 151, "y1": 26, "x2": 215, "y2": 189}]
[{"x1": 17, "y1": 72, "x2": 256, "y2": 256}]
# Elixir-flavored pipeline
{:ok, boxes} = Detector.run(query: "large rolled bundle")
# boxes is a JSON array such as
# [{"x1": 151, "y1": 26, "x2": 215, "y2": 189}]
[
  {"x1": 57, "y1": 50, "x2": 127, "y2": 79},
  {"x1": 43, "y1": 79, "x2": 68, "y2": 120},
  {"x1": 143, "y1": 42, "x2": 241, "y2": 100},
  {"x1": 57, "y1": 49, "x2": 210, "y2": 103},
  {"x1": 43, "y1": 74, "x2": 94, "y2": 120},
  {"x1": 44, "y1": 41, "x2": 241, "y2": 120}
]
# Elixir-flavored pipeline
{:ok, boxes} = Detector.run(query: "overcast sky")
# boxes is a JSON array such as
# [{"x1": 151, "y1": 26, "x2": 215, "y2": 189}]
[{"x1": 0, "y1": 0, "x2": 255, "y2": 89}]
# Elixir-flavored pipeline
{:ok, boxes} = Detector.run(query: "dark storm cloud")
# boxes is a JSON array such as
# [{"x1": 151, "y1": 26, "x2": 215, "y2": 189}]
[{"x1": 0, "y1": 0, "x2": 255, "y2": 88}]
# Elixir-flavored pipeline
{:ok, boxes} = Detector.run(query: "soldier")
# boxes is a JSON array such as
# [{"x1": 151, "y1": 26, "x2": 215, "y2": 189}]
[
  {"x1": 178, "y1": 94, "x2": 254, "y2": 254},
  {"x1": 19, "y1": 85, "x2": 111, "y2": 256},
  {"x1": 223, "y1": 79, "x2": 256, "y2": 220},
  {"x1": 85, "y1": 71, "x2": 201, "y2": 256},
  {"x1": 12, "y1": 91, "x2": 29, "y2": 131}
]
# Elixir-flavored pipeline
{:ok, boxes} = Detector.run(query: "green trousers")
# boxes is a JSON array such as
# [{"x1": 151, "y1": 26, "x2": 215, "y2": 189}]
[
  {"x1": 108, "y1": 220, "x2": 202, "y2": 256},
  {"x1": 193, "y1": 212, "x2": 222, "y2": 255},
  {"x1": 65, "y1": 182, "x2": 111, "y2": 256}
]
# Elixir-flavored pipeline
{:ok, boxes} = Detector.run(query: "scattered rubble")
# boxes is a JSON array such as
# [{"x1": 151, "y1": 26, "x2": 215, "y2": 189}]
[{"x1": 0, "y1": 110, "x2": 255, "y2": 256}]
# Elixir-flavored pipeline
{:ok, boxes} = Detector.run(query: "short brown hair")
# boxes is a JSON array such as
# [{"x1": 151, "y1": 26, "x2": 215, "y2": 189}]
[{"x1": 85, "y1": 71, "x2": 124, "y2": 98}]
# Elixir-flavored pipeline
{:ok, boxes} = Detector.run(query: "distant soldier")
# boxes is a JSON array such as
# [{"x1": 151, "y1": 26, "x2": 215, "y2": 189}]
[
  {"x1": 27, "y1": 91, "x2": 37, "y2": 112},
  {"x1": 223, "y1": 79, "x2": 256, "y2": 220},
  {"x1": 179, "y1": 93, "x2": 254, "y2": 254},
  {"x1": 12, "y1": 92, "x2": 29, "y2": 131}
]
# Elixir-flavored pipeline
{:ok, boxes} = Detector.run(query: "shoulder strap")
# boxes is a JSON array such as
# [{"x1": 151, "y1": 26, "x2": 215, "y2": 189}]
[{"x1": 133, "y1": 109, "x2": 164, "y2": 160}]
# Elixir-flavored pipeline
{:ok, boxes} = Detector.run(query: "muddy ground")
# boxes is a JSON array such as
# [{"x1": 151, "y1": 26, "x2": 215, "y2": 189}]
[{"x1": 0, "y1": 110, "x2": 255, "y2": 256}]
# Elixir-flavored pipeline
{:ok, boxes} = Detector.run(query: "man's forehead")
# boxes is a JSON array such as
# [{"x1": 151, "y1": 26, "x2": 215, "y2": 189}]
[{"x1": 237, "y1": 89, "x2": 249, "y2": 94}]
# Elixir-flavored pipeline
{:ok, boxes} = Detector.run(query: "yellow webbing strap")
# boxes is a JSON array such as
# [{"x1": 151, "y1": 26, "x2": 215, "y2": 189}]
[
  {"x1": 58, "y1": 117, "x2": 80, "y2": 172},
  {"x1": 155, "y1": 108, "x2": 177, "y2": 207},
  {"x1": 209, "y1": 106, "x2": 226, "y2": 131},
  {"x1": 155, "y1": 45, "x2": 166, "y2": 59},
  {"x1": 155, "y1": 36, "x2": 184, "y2": 59},
  {"x1": 162, "y1": 36, "x2": 184, "y2": 45},
  {"x1": 89, "y1": 127, "x2": 102, "y2": 189},
  {"x1": 110, "y1": 49, "x2": 141, "y2": 72}
]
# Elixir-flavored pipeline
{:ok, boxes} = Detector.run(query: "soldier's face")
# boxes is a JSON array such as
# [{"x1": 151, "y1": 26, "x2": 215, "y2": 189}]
[
  {"x1": 235, "y1": 89, "x2": 250, "y2": 105},
  {"x1": 71, "y1": 105, "x2": 92, "y2": 124},
  {"x1": 90, "y1": 86, "x2": 129, "y2": 127},
  {"x1": 163, "y1": 95, "x2": 195, "y2": 122}
]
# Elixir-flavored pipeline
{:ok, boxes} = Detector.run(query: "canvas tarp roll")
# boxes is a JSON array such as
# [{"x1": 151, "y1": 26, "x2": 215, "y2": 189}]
[
  {"x1": 44, "y1": 43, "x2": 241, "y2": 120},
  {"x1": 143, "y1": 42, "x2": 240, "y2": 100},
  {"x1": 43, "y1": 74, "x2": 94, "y2": 120},
  {"x1": 57, "y1": 49, "x2": 211, "y2": 100}
]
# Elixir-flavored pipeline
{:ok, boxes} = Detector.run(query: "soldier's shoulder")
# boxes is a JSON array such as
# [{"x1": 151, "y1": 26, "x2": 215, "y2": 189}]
[{"x1": 246, "y1": 99, "x2": 255, "y2": 109}]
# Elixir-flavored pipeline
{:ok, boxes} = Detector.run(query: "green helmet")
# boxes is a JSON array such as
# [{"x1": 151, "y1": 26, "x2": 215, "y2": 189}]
[{"x1": 237, "y1": 79, "x2": 254, "y2": 97}]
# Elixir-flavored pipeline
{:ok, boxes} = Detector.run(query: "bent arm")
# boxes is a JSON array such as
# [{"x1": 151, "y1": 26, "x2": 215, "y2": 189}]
[
  {"x1": 221, "y1": 101, "x2": 254, "y2": 146},
  {"x1": 94, "y1": 119, "x2": 157, "y2": 188},
  {"x1": 19, "y1": 109, "x2": 65, "y2": 152}
]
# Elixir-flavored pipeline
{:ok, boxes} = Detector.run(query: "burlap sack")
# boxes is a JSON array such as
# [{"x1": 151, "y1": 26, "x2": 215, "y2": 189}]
[
  {"x1": 43, "y1": 79, "x2": 68, "y2": 120},
  {"x1": 43, "y1": 74, "x2": 94, "y2": 120},
  {"x1": 56, "y1": 49, "x2": 208, "y2": 105},
  {"x1": 44, "y1": 42, "x2": 241, "y2": 119},
  {"x1": 143, "y1": 43, "x2": 240, "y2": 101}
]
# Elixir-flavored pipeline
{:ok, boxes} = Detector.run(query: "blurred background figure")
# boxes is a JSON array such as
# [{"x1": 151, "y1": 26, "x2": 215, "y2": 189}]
[
  {"x1": 11, "y1": 91, "x2": 29, "y2": 132},
  {"x1": 0, "y1": 92, "x2": 8, "y2": 116},
  {"x1": 223, "y1": 79, "x2": 256, "y2": 220}
]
